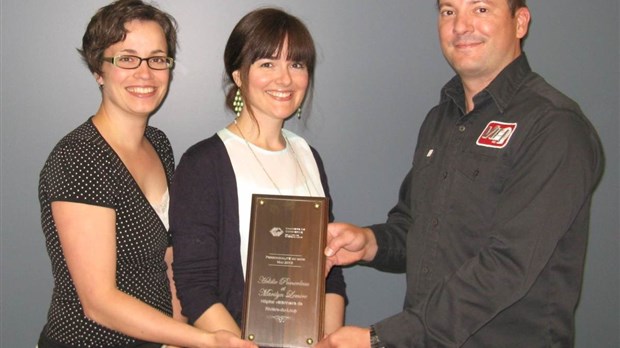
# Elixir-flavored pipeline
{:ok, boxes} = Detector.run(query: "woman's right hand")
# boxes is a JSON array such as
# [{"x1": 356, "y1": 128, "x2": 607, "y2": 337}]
[{"x1": 205, "y1": 330, "x2": 258, "y2": 348}]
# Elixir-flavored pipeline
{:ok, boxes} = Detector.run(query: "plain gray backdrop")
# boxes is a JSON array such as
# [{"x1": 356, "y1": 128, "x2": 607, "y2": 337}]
[{"x1": 1, "y1": 1, "x2": 618, "y2": 347}]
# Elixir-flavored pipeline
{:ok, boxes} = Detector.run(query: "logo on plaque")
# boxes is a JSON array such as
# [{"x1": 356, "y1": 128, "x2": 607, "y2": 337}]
[{"x1": 270, "y1": 227, "x2": 284, "y2": 237}]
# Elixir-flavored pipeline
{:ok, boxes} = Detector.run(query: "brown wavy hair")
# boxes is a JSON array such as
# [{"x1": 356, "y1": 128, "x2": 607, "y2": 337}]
[{"x1": 78, "y1": 0, "x2": 178, "y2": 76}]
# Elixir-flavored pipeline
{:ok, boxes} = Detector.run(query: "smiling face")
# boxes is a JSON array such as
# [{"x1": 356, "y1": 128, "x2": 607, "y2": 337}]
[
  {"x1": 438, "y1": 0, "x2": 530, "y2": 84},
  {"x1": 96, "y1": 20, "x2": 170, "y2": 118},
  {"x1": 235, "y1": 40, "x2": 309, "y2": 124}
]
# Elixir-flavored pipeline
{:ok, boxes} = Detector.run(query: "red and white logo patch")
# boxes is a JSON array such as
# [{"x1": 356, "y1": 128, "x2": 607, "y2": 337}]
[{"x1": 476, "y1": 121, "x2": 517, "y2": 148}]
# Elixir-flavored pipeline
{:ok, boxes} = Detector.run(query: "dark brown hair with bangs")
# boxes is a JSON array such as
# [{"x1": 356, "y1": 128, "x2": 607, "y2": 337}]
[
  {"x1": 79, "y1": 0, "x2": 178, "y2": 76},
  {"x1": 223, "y1": 7, "x2": 316, "y2": 117}
]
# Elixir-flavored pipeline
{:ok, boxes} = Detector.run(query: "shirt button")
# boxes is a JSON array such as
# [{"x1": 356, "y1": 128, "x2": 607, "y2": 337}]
[
  {"x1": 431, "y1": 218, "x2": 439, "y2": 227},
  {"x1": 458, "y1": 125, "x2": 466, "y2": 132},
  {"x1": 442, "y1": 171, "x2": 448, "y2": 179},
  {"x1": 422, "y1": 267, "x2": 429, "y2": 274}
]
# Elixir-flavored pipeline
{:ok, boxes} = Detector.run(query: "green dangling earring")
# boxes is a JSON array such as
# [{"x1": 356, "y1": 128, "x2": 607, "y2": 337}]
[
  {"x1": 233, "y1": 89, "x2": 244, "y2": 117},
  {"x1": 296, "y1": 107, "x2": 302, "y2": 119}
]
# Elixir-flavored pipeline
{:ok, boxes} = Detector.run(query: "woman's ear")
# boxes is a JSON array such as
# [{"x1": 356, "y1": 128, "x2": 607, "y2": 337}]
[
  {"x1": 94, "y1": 73, "x2": 104, "y2": 86},
  {"x1": 232, "y1": 70, "x2": 242, "y2": 87}
]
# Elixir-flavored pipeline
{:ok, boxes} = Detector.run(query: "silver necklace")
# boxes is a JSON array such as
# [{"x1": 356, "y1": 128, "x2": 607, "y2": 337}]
[{"x1": 233, "y1": 121, "x2": 311, "y2": 195}]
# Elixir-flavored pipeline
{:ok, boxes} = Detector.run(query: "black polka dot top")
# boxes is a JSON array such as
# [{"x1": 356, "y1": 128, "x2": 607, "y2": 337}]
[{"x1": 38, "y1": 118, "x2": 175, "y2": 347}]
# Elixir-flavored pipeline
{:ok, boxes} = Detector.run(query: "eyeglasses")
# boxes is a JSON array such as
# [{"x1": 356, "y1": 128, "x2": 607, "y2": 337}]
[{"x1": 102, "y1": 55, "x2": 174, "y2": 70}]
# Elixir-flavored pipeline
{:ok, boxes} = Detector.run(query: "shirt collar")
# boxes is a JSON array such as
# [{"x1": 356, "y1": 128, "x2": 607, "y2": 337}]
[{"x1": 441, "y1": 53, "x2": 532, "y2": 114}]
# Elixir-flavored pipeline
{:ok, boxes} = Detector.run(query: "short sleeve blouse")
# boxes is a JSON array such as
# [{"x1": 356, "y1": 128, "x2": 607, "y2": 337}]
[{"x1": 38, "y1": 118, "x2": 175, "y2": 347}]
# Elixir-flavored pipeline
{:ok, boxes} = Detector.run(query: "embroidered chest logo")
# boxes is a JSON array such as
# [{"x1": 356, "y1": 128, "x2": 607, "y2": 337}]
[{"x1": 476, "y1": 121, "x2": 517, "y2": 148}]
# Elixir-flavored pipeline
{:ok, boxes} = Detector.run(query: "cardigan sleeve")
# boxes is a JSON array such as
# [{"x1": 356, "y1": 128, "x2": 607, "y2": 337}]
[
  {"x1": 311, "y1": 147, "x2": 347, "y2": 300},
  {"x1": 169, "y1": 136, "x2": 246, "y2": 324}
]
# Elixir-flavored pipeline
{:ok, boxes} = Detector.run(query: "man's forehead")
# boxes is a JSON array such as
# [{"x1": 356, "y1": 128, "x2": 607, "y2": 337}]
[{"x1": 438, "y1": 0, "x2": 498, "y2": 7}]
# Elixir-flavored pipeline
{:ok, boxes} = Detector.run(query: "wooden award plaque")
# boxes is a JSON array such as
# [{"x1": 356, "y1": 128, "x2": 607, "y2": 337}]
[{"x1": 242, "y1": 194, "x2": 328, "y2": 348}]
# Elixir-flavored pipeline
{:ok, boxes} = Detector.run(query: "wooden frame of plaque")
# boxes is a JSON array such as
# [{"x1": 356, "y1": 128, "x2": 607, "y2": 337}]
[{"x1": 242, "y1": 194, "x2": 328, "y2": 348}]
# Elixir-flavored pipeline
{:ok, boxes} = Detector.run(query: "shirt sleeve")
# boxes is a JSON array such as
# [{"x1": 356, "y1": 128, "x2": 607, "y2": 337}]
[
  {"x1": 311, "y1": 147, "x2": 347, "y2": 299},
  {"x1": 44, "y1": 140, "x2": 117, "y2": 208},
  {"x1": 365, "y1": 168, "x2": 414, "y2": 273},
  {"x1": 169, "y1": 146, "x2": 224, "y2": 324},
  {"x1": 373, "y1": 108, "x2": 603, "y2": 347}
]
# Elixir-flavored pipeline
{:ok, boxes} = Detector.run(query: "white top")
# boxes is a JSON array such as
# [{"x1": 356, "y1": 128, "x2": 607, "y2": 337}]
[
  {"x1": 217, "y1": 128, "x2": 325, "y2": 276},
  {"x1": 150, "y1": 188, "x2": 170, "y2": 231}
]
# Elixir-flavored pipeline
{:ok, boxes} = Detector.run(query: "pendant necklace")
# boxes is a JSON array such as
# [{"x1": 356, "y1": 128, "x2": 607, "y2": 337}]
[{"x1": 234, "y1": 120, "x2": 311, "y2": 195}]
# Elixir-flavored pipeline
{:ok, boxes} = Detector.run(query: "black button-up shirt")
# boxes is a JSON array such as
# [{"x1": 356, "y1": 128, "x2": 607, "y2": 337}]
[{"x1": 368, "y1": 54, "x2": 603, "y2": 347}]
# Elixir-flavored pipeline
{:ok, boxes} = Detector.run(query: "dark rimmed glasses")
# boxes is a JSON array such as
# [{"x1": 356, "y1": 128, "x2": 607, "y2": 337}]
[{"x1": 102, "y1": 55, "x2": 174, "y2": 70}]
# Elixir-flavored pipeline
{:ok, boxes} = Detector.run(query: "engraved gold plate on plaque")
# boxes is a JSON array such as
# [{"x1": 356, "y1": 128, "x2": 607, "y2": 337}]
[{"x1": 242, "y1": 194, "x2": 328, "y2": 348}]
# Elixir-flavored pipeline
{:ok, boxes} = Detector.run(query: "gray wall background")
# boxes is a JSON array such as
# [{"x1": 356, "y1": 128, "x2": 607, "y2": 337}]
[{"x1": 1, "y1": 1, "x2": 618, "y2": 346}]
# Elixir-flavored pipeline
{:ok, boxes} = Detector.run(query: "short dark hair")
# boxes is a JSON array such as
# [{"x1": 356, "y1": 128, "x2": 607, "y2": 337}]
[
  {"x1": 437, "y1": 0, "x2": 527, "y2": 16},
  {"x1": 78, "y1": 0, "x2": 178, "y2": 76},
  {"x1": 506, "y1": 0, "x2": 527, "y2": 15},
  {"x1": 223, "y1": 7, "x2": 316, "y2": 116}
]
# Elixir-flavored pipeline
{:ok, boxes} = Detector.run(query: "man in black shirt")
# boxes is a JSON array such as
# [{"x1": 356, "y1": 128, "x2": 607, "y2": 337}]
[{"x1": 316, "y1": 0, "x2": 604, "y2": 347}]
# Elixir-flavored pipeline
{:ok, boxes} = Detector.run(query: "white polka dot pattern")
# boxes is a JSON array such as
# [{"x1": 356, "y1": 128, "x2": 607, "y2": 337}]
[{"x1": 38, "y1": 119, "x2": 175, "y2": 347}]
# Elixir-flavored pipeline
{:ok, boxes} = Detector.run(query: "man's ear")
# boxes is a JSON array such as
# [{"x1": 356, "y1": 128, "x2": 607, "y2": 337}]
[{"x1": 515, "y1": 7, "x2": 531, "y2": 39}]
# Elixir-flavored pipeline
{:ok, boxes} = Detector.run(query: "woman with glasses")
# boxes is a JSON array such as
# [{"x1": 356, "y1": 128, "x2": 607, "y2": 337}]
[
  {"x1": 169, "y1": 7, "x2": 346, "y2": 340},
  {"x1": 37, "y1": 1, "x2": 257, "y2": 347}
]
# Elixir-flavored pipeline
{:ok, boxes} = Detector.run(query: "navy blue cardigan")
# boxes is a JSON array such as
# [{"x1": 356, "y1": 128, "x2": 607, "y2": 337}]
[{"x1": 170, "y1": 134, "x2": 346, "y2": 324}]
